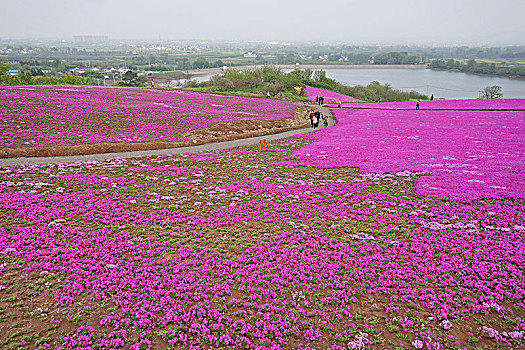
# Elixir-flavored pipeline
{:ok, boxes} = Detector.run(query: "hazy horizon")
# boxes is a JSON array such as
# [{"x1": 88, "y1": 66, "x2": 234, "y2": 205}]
[{"x1": 1, "y1": 0, "x2": 524, "y2": 45}]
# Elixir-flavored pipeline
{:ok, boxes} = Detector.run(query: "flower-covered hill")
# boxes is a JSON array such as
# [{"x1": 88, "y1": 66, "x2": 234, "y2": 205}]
[
  {"x1": 0, "y1": 85, "x2": 297, "y2": 149},
  {"x1": 1, "y1": 96, "x2": 525, "y2": 349},
  {"x1": 304, "y1": 86, "x2": 361, "y2": 103},
  {"x1": 0, "y1": 136, "x2": 524, "y2": 349},
  {"x1": 349, "y1": 98, "x2": 525, "y2": 110},
  {"x1": 284, "y1": 99, "x2": 525, "y2": 201}
]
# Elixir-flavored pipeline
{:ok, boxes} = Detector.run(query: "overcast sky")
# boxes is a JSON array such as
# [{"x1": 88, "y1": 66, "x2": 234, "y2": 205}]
[{"x1": 1, "y1": 0, "x2": 524, "y2": 44}]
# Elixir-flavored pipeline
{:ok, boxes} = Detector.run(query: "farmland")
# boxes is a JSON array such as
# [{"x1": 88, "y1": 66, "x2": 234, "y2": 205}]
[{"x1": 0, "y1": 89, "x2": 524, "y2": 349}]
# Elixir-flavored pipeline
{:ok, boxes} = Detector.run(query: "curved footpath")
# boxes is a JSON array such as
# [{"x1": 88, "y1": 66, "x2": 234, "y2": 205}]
[{"x1": 0, "y1": 105, "x2": 334, "y2": 167}]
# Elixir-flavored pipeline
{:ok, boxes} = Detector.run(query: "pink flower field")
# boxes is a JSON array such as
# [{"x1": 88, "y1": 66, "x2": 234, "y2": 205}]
[
  {"x1": 285, "y1": 99, "x2": 525, "y2": 201},
  {"x1": 349, "y1": 98, "x2": 525, "y2": 110},
  {"x1": 0, "y1": 85, "x2": 296, "y2": 148},
  {"x1": 1, "y1": 92, "x2": 525, "y2": 349},
  {"x1": 304, "y1": 86, "x2": 361, "y2": 104}
]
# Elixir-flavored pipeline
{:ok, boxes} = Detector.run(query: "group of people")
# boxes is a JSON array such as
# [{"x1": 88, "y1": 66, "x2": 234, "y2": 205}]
[
  {"x1": 315, "y1": 96, "x2": 325, "y2": 105},
  {"x1": 309, "y1": 110, "x2": 329, "y2": 129}
]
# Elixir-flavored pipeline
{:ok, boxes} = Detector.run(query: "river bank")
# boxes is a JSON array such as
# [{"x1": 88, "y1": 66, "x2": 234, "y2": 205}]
[
  {"x1": 429, "y1": 67, "x2": 525, "y2": 81},
  {"x1": 183, "y1": 64, "x2": 428, "y2": 77},
  {"x1": 158, "y1": 64, "x2": 525, "y2": 99}
]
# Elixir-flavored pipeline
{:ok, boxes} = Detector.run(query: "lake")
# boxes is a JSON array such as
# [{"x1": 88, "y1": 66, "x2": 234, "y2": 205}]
[
  {"x1": 317, "y1": 68, "x2": 525, "y2": 99},
  {"x1": 169, "y1": 68, "x2": 525, "y2": 99}
]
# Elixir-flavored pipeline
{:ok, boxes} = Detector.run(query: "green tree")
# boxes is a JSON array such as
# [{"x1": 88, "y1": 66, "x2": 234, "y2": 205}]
[
  {"x1": 192, "y1": 58, "x2": 210, "y2": 69},
  {"x1": 118, "y1": 71, "x2": 146, "y2": 87},
  {"x1": 259, "y1": 65, "x2": 282, "y2": 83},
  {"x1": 30, "y1": 68, "x2": 44, "y2": 76},
  {"x1": 0, "y1": 58, "x2": 12, "y2": 75},
  {"x1": 465, "y1": 59, "x2": 476, "y2": 71},
  {"x1": 481, "y1": 85, "x2": 503, "y2": 99}
]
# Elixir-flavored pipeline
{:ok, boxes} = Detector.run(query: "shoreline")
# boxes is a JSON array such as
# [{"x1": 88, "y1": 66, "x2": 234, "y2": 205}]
[
  {"x1": 182, "y1": 64, "x2": 525, "y2": 83},
  {"x1": 185, "y1": 64, "x2": 429, "y2": 77},
  {"x1": 429, "y1": 67, "x2": 525, "y2": 82}
]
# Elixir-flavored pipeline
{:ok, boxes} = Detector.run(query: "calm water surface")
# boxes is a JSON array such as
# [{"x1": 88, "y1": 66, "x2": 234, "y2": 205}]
[
  {"x1": 305, "y1": 69, "x2": 525, "y2": 99},
  {"x1": 169, "y1": 69, "x2": 525, "y2": 99}
]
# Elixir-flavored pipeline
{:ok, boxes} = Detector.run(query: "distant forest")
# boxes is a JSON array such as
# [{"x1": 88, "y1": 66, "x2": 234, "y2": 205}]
[{"x1": 430, "y1": 59, "x2": 525, "y2": 78}]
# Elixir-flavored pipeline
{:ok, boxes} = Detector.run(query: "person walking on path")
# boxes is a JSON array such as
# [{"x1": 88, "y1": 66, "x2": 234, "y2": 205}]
[
  {"x1": 430, "y1": 94, "x2": 434, "y2": 101},
  {"x1": 416, "y1": 100, "x2": 421, "y2": 110},
  {"x1": 323, "y1": 115, "x2": 329, "y2": 127},
  {"x1": 315, "y1": 96, "x2": 319, "y2": 104},
  {"x1": 267, "y1": 91, "x2": 271, "y2": 99},
  {"x1": 377, "y1": 95, "x2": 382, "y2": 103},
  {"x1": 338, "y1": 99, "x2": 341, "y2": 108},
  {"x1": 309, "y1": 111, "x2": 315, "y2": 128},
  {"x1": 312, "y1": 114, "x2": 319, "y2": 128}
]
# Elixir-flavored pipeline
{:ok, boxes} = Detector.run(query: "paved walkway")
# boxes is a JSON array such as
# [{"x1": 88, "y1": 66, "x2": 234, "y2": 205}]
[{"x1": 0, "y1": 105, "x2": 335, "y2": 167}]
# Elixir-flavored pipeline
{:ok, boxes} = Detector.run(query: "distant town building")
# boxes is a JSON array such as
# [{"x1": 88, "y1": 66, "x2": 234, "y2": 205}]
[
  {"x1": 69, "y1": 67, "x2": 93, "y2": 74},
  {"x1": 243, "y1": 51, "x2": 258, "y2": 58},
  {"x1": 6, "y1": 70, "x2": 19, "y2": 75},
  {"x1": 73, "y1": 35, "x2": 109, "y2": 43}
]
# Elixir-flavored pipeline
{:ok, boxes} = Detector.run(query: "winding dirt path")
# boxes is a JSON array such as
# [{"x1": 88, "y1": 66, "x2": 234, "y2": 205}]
[{"x1": 0, "y1": 105, "x2": 334, "y2": 167}]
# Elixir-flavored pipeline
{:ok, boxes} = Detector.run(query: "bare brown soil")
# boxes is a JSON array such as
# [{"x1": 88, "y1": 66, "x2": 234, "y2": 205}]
[{"x1": 0, "y1": 106, "x2": 314, "y2": 159}]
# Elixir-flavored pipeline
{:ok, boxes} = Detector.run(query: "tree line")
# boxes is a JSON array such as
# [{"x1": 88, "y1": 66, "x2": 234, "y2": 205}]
[
  {"x1": 192, "y1": 66, "x2": 428, "y2": 102},
  {"x1": 0, "y1": 59, "x2": 90, "y2": 85},
  {"x1": 430, "y1": 59, "x2": 525, "y2": 78}
]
